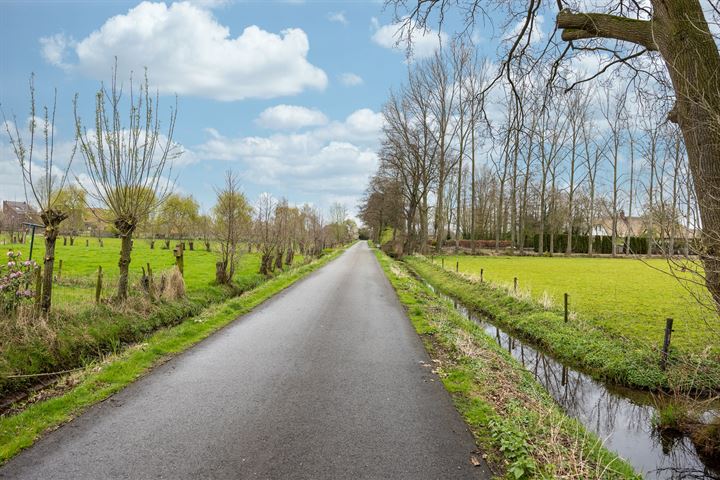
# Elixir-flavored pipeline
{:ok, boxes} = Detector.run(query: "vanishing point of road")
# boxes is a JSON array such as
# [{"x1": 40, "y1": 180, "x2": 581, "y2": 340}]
[{"x1": 0, "y1": 243, "x2": 488, "y2": 479}]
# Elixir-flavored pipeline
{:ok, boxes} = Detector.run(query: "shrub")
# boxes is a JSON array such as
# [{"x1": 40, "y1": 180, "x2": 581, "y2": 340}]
[{"x1": 0, "y1": 250, "x2": 37, "y2": 314}]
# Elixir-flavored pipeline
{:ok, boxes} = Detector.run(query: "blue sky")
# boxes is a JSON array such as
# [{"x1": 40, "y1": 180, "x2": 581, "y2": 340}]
[{"x1": 0, "y1": 0, "x2": 448, "y2": 217}]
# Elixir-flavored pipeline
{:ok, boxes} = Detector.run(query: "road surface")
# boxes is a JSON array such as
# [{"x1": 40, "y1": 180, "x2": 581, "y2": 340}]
[{"x1": 1, "y1": 242, "x2": 487, "y2": 479}]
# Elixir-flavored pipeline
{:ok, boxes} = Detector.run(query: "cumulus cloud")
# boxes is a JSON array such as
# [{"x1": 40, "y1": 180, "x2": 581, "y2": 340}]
[
  {"x1": 339, "y1": 72, "x2": 363, "y2": 86},
  {"x1": 39, "y1": 1, "x2": 327, "y2": 101},
  {"x1": 195, "y1": 108, "x2": 384, "y2": 200},
  {"x1": 327, "y1": 11, "x2": 348, "y2": 25},
  {"x1": 256, "y1": 105, "x2": 328, "y2": 130},
  {"x1": 371, "y1": 18, "x2": 447, "y2": 59}
]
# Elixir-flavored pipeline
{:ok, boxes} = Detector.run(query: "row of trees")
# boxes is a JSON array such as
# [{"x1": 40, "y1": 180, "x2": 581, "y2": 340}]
[
  {"x1": 211, "y1": 171, "x2": 355, "y2": 283},
  {"x1": 376, "y1": 0, "x2": 720, "y2": 314},
  {"x1": 3, "y1": 70, "x2": 177, "y2": 310},
  {"x1": 360, "y1": 41, "x2": 697, "y2": 260},
  {"x1": 3, "y1": 70, "x2": 355, "y2": 314}
]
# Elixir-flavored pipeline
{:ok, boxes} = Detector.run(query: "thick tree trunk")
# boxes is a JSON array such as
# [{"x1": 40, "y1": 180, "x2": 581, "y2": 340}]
[
  {"x1": 38, "y1": 209, "x2": 67, "y2": 313},
  {"x1": 118, "y1": 233, "x2": 133, "y2": 300},
  {"x1": 651, "y1": 1, "x2": 720, "y2": 303}
]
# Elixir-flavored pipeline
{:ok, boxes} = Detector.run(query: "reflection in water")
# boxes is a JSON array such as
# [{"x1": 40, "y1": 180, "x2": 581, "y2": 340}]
[{"x1": 445, "y1": 295, "x2": 719, "y2": 479}]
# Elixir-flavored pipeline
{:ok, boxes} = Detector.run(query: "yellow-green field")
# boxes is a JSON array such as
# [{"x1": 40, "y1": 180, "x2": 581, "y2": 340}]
[{"x1": 435, "y1": 255, "x2": 719, "y2": 356}]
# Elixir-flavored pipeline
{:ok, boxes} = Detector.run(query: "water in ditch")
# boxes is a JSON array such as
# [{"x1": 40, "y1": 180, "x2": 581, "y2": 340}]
[{"x1": 426, "y1": 284, "x2": 719, "y2": 479}]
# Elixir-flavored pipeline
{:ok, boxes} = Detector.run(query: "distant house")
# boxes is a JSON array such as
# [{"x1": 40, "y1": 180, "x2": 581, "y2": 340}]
[
  {"x1": 2, "y1": 201, "x2": 40, "y2": 232},
  {"x1": 591, "y1": 212, "x2": 647, "y2": 238},
  {"x1": 592, "y1": 211, "x2": 696, "y2": 239}
]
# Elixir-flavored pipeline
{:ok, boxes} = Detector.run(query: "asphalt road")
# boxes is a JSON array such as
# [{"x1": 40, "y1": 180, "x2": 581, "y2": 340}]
[{"x1": 1, "y1": 242, "x2": 488, "y2": 479}]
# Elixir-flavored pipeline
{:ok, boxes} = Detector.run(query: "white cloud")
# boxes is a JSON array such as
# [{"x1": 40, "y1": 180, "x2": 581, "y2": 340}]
[
  {"x1": 256, "y1": 105, "x2": 328, "y2": 130},
  {"x1": 327, "y1": 11, "x2": 348, "y2": 26},
  {"x1": 39, "y1": 34, "x2": 74, "y2": 69},
  {"x1": 40, "y1": 1, "x2": 327, "y2": 101},
  {"x1": 371, "y1": 18, "x2": 447, "y2": 59},
  {"x1": 186, "y1": 0, "x2": 231, "y2": 7},
  {"x1": 339, "y1": 72, "x2": 363, "y2": 86},
  {"x1": 194, "y1": 108, "x2": 384, "y2": 200}
]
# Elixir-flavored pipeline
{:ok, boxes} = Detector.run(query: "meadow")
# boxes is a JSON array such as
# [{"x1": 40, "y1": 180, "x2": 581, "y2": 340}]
[
  {"x1": 406, "y1": 255, "x2": 720, "y2": 390},
  {"x1": 435, "y1": 255, "x2": 719, "y2": 357},
  {"x1": 1, "y1": 236, "x2": 267, "y2": 307}
]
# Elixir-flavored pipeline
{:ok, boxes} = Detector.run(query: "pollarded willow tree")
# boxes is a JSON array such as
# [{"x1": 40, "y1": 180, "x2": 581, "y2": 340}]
[
  {"x1": 213, "y1": 171, "x2": 252, "y2": 285},
  {"x1": 2, "y1": 75, "x2": 76, "y2": 313},
  {"x1": 390, "y1": 0, "x2": 720, "y2": 309},
  {"x1": 74, "y1": 69, "x2": 180, "y2": 300}
]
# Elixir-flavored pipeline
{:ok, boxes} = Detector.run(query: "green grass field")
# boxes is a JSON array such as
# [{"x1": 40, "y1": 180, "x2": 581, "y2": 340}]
[
  {"x1": 435, "y1": 255, "x2": 719, "y2": 357},
  {"x1": 1, "y1": 236, "x2": 270, "y2": 307}
]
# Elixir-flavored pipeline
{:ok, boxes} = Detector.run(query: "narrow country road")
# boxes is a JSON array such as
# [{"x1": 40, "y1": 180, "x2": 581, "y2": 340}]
[{"x1": 0, "y1": 243, "x2": 487, "y2": 479}]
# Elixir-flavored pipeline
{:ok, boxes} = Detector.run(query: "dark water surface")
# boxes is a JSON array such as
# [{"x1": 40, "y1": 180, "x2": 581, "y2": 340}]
[{"x1": 426, "y1": 283, "x2": 719, "y2": 479}]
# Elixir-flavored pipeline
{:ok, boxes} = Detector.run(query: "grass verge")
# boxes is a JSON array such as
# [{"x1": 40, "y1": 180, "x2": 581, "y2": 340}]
[
  {"x1": 405, "y1": 256, "x2": 720, "y2": 392},
  {"x1": 375, "y1": 249, "x2": 639, "y2": 479},
  {"x1": 0, "y1": 246, "x2": 347, "y2": 464}
]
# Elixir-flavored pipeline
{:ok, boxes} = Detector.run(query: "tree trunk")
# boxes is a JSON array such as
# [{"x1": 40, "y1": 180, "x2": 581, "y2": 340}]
[
  {"x1": 118, "y1": 233, "x2": 134, "y2": 300},
  {"x1": 41, "y1": 228, "x2": 58, "y2": 313},
  {"x1": 470, "y1": 126, "x2": 476, "y2": 255}
]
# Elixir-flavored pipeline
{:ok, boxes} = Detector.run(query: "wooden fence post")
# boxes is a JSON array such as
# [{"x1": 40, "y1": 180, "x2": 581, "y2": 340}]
[
  {"x1": 441, "y1": 258, "x2": 445, "y2": 269},
  {"x1": 147, "y1": 263, "x2": 154, "y2": 299},
  {"x1": 456, "y1": 261, "x2": 459, "y2": 272},
  {"x1": 564, "y1": 293, "x2": 569, "y2": 323},
  {"x1": 57, "y1": 259, "x2": 63, "y2": 282},
  {"x1": 174, "y1": 243, "x2": 185, "y2": 276},
  {"x1": 95, "y1": 266, "x2": 103, "y2": 304},
  {"x1": 513, "y1": 277, "x2": 518, "y2": 293},
  {"x1": 660, "y1": 318, "x2": 674, "y2": 370},
  {"x1": 480, "y1": 268, "x2": 484, "y2": 283}
]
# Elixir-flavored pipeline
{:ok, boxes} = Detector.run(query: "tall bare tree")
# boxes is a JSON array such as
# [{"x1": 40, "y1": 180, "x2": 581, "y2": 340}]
[
  {"x1": 2, "y1": 75, "x2": 76, "y2": 312},
  {"x1": 213, "y1": 171, "x2": 251, "y2": 284},
  {"x1": 389, "y1": 0, "x2": 720, "y2": 308},
  {"x1": 75, "y1": 68, "x2": 180, "y2": 300}
]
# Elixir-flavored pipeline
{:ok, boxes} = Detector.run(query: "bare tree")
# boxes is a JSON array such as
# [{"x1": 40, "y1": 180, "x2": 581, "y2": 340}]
[
  {"x1": 74, "y1": 68, "x2": 179, "y2": 300},
  {"x1": 2, "y1": 75, "x2": 76, "y2": 312},
  {"x1": 388, "y1": 0, "x2": 720, "y2": 309},
  {"x1": 255, "y1": 193, "x2": 277, "y2": 276},
  {"x1": 600, "y1": 86, "x2": 627, "y2": 258},
  {"x1": 213, "y1": 171, "x2": 251, "y2": 284},
  {"x1": 564, "y1": 88, "x2": 591, "y2": 254}
]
